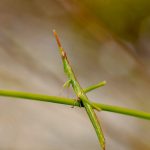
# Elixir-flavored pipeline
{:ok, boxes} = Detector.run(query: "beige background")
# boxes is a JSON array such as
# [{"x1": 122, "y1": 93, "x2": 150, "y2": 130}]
[{"x1": 0, "y1": 0, "x2": 150, "y2": 150}]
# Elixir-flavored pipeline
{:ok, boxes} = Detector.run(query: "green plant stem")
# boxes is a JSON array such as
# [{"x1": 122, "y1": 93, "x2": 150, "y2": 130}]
[{"x1": 0, "y1": 90, "x2": 149, "y2": 120}]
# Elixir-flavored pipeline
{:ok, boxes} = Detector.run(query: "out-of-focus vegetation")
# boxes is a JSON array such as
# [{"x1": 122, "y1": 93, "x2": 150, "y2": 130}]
[{"x1": 82, "y1": 0, "x2": 150, "y2": 40}]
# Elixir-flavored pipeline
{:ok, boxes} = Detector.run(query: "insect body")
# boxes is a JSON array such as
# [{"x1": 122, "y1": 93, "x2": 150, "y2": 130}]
[{"x1": 53, "y1": 30, "x2": 105, "y2": 150}]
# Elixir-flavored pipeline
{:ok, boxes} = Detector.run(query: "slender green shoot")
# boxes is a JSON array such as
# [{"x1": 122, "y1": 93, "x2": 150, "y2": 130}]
[{"x1": 0, "y1": 90, "x2": 150, "y2": 120}]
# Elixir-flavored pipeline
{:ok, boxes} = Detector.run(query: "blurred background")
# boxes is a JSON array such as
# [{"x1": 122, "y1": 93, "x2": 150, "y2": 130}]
[{"x1": 0, "y1": 0, "x2": 150, "y2": 149}]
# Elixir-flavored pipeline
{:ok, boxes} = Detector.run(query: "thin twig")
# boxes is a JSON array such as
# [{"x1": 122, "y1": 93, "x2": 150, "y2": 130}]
[{"x1": 0, "y1": 90, "x2": 149, "y2": 120}]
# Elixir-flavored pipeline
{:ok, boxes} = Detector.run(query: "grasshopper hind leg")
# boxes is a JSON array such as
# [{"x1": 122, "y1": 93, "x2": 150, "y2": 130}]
[{"x1": 72, "y1": 97, "x2": 82, "y2": 108}]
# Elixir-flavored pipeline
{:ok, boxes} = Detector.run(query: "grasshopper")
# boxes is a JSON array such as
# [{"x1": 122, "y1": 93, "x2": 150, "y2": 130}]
[{"x1": 53, "y1": 30, "x2": 105, "y2": 150}]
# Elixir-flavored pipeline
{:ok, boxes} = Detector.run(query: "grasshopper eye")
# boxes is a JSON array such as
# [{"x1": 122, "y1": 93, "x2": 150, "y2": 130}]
[{"x1": 62, "y1": 50, "x2": 66, "y2": 58}]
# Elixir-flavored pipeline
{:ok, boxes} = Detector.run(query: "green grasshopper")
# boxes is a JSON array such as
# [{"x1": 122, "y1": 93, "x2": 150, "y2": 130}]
[{"x1": 53, "y1": 30, "x2": 105, "y2": 150}]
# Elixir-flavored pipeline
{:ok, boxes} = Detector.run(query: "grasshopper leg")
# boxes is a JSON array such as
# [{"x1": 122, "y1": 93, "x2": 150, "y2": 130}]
[
  {"x1": 71, "y1": 97, "x2": 82, "y2": 108},
  {"x1": 63, "y1": 79, "x2": 72, "y2": 88}
]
